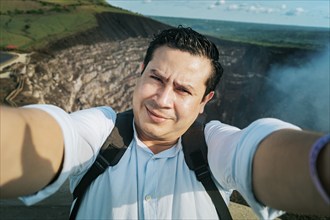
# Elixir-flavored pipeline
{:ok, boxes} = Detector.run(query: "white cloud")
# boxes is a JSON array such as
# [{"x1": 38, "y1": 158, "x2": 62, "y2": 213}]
[
  {"x1": 222, "y1": 2, "x2": 281, "y2": 14},
  {"x1": 209, "y1": 0, "x2": 225, "y2": 9},
  {"x1": 266, "y1": 8, "x2": 274, "y2": 13},
  {"x1": 295, "y1": 7, "x2": 305, "y2": 14},
  {"x1": 248, "y1": 5, "x2": 257, "y2": 12},
  {"x1": 241, "y1": 4, "x2": 278, "y2": 14},
  {"x1": 285, "y1": 7, "x2": 305, "y2": 16},
  {"x1": 215, "y1": 0, "x2": 225, "y2": 6},
  {"x1": 227, "y1": 4, "x2": 239, "y2": 11}
]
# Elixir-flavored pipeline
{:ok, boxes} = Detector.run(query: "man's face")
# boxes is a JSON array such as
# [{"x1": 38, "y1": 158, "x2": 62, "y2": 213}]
[{"x1": 133, "y1": 46, "x2": 214, "y2": 148}]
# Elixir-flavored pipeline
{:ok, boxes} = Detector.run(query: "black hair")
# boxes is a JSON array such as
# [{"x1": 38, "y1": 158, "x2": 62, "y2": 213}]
[{"x1": 142, "y1": 26, "x2": 223, "y2": 97}]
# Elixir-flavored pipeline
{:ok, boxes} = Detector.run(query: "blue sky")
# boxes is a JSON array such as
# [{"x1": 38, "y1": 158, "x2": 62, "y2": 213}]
[{"x1": 107, "y1": 0, "x2": 330, "y2": 28}]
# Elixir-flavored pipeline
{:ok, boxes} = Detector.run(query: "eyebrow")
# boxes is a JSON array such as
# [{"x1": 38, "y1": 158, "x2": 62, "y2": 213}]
[
  {"x1": 150, "y1": 69, "x2": 196, "y2": 94},
  {"x1": 150, "y1": 69, "x2": 167, "y2": 82}
]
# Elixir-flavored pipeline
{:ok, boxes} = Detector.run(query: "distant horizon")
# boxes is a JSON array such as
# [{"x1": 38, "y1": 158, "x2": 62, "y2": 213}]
[
  {"x1": 149, "y1": 15, "x2": 329, "y2": 30},
  {"x1": 108, "y1": 0, "x2": 330, "y2": 29}
]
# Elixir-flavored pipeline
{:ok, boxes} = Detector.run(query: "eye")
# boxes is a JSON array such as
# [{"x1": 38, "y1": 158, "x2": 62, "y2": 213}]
[
  {"x1": 150, "y1": 75, "x2": 163, "y2": 83},
  {"x1": 177, "y1": 86, "x2": 192, "y2": 95}
]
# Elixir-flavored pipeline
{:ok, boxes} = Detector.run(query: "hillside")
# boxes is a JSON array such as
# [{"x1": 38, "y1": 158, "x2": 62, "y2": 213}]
[
  {"x1": 0, "y1": 0, "x2": 156, "y2": 51},
  {"x1": 46, "y1": 12, "x2": 172, "y2": 52}
]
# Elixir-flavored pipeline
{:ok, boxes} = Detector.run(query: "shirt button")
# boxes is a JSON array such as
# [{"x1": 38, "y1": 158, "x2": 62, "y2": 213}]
[{"x1": 145, "y1": 195, "x2": 152, "y2": 201}]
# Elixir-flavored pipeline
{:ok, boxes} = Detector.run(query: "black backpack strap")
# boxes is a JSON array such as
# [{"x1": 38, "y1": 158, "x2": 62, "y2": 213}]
[
  {"x1": 70, "y1": 110, "x2": 232, "y2": 220},
  {"x1": 182, "y1": 114, "x2": 232, "y2": 220},
  {"x1": 69, "y1": 109, "x2": 134, "y2": 220}
]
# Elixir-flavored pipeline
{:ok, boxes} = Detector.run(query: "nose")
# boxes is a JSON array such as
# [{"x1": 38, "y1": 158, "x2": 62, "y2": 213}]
[{"x1": 156, "y1": 86, "x2": 174, "y2": 108}]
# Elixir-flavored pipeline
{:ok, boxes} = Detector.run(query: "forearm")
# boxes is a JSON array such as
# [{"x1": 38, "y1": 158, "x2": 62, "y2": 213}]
[
  {"x1": 0, "y1": 106, "x2": 64, "y2": 198},
  {"x1": 252, "y1": 129, "x2": 329, "y2": 215}
]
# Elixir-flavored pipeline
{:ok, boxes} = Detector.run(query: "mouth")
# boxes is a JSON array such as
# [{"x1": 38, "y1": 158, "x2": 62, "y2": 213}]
[{"x1": 145, "y1": 106, "x2": 168, "y2": 123}]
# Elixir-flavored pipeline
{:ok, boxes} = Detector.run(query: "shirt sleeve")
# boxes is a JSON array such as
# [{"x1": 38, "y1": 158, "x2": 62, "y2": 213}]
[
  {"x1": 205, "y1": 118, "x2": 301, "y2": 219},
  {"x1": 19, "y1": 104, "x2": 116, "y2": 206}
]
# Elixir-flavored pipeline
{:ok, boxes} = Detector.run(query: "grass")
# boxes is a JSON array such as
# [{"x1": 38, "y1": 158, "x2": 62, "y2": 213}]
[
  {"x1": 0, "y1": 0, "x2": 134, "y2": 51},
  {"x1": 0, "y1": 0, "x2": 46, "y2": 11}
]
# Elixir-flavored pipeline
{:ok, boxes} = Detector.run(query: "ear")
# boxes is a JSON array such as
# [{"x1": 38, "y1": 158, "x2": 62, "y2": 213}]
[{"x1": 199, "y1": 91, "x2": 214, "y2": 114}]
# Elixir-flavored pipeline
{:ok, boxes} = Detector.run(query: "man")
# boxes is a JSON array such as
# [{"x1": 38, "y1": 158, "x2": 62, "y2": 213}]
[{"x1": 0, "y1": 27, "x2": 329, "y2": 219}]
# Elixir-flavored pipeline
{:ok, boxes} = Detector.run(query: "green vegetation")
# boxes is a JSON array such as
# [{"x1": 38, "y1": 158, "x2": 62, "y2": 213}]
[
  {"x1": 1, "y1": 1, "x2": 328, "y2": 51},
  {"x1": 151, "y1": 16, "x2": 330, "y2": 50},
  {"x1": 0, "y1": 0, "x2": 134, "y2": 51}
]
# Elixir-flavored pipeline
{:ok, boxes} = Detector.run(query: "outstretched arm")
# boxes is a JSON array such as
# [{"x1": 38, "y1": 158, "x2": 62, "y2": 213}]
[
  {"x1": 253, "y1": 129, "x2": 329, "y2": 215},
  {"x1": 0, "y1": 106, "x2": 64, "y2": 198}
]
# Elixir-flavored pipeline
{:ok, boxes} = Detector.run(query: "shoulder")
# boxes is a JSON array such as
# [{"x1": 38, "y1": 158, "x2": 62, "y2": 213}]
[
  {"x1": 205, "y1": 118, "x2": 301, "y2": 165},
  {"x1": 69, "y1": 106, "x2": 117, "y2": 149},
  {"x1": 204, "y1": 120, "x2": 240, "y2": 146},
  {"x1": 70, "y1": 106, "x2": 116, "y2": 122},
  {"x1": 23, "y1": 104, "x2": 117, "y2": 126},
  {"x1": 205, "y1": 118, "x2": 300, "y2": 142}
]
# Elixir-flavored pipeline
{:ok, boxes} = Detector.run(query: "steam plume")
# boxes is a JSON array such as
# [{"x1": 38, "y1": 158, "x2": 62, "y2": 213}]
[{"x1": 260, "y1": 46, "x2": 330, "y2": 133}]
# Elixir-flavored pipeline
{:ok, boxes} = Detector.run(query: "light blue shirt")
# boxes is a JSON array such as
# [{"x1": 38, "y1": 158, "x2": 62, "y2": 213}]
[{"x1": 21, "y1": 105, "x2": 300, "y2": 219}]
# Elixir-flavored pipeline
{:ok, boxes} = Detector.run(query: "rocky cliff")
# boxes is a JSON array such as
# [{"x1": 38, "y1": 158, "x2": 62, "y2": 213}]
[{"x1": 47, "y1": 12, "x2": 172, "y2": 51}]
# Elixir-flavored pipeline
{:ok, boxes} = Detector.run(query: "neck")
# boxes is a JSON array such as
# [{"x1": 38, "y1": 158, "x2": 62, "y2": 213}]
[
  {"x1": 134, "y1": 123, "x2": 180, "y2": 154},
  {"x1": 142, "y1": 139, "x2": 178, "y2": 154}
]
